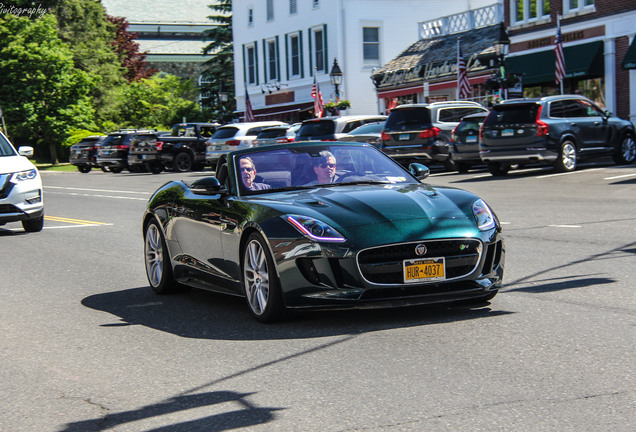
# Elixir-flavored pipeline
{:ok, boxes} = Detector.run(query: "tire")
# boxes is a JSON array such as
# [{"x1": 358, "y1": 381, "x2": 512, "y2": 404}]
[
  {"x1": 109, "y1": 166, "x2": 123, "y2": 174},
  {"x1": 173, "y1": 152, "x2": 193, "y2": 173},
  {"x1": 22, "y1": 215, "x2": 44, "y2": 232},
  {"x1": 101, "y1": 166, "x2": 110, "y2": 172},
  {"x1": 149, "y1": 163, "x2": 163, "y2": 174},
  {"x1": 242, "y1": 232, "x2": 285, "y2": 323},
  {"x1": 78, "y1": 165, "x2": 92, "y2": 173},
  {"x1": 144, "y1": 220, "x2": 186, "y2": 294},
  {"x1": 455, "y1": 162, "x2": 471, "y2": 174},
  {"x1": 612, "y1": 134, "x2": 636, "y2": 165},
  {"x1": 487, "y1": 163, "x2": 509, "y2": 176},
  {"x1": 554, "y1": 139, "x2": 577, "y2": 172}
]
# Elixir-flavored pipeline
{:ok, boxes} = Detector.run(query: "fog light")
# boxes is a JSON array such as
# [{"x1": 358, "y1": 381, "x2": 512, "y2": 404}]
[{"x1": 25, "y1": 190, "x2": 41, "y2": 204}]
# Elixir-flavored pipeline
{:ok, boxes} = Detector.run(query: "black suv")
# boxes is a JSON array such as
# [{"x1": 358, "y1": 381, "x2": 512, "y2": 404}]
[
  {"x1": 449, "y1": 112, "x2": 488, "y2": 173},
  {"x1": 96, "y1": 130, "x2": 168, "y2": 173},
  {"x1": 69, "y1": 135, "x2": 106, "y2": 173},
  {"x1": 479, "y1": 95, "x2": 636, "y2": 176},
  {"x1": 381, "y1": 101, "x2": 488, "y2": 168}
]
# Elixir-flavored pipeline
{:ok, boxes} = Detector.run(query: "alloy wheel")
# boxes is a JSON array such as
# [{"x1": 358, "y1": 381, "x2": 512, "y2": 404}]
[
  {"x1": 244, "y1": 239, "x2": 270, "y2": 315},
  {"x1": 145, "y1": 223, "x2": 163, "y2": 287}
]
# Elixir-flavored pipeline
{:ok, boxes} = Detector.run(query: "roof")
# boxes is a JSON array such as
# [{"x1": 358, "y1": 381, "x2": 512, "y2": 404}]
[
  {"x1": 101, "y1": 0, "x2": 215, "y2": 25},
  {"x1": 371, "y1": 25, "x2": 502, "y2": 89}
]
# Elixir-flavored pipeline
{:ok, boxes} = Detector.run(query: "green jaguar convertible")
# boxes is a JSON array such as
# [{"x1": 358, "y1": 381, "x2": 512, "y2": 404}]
[{"x1": 143, "y1": 142, "x2": 504, "y2": 322}]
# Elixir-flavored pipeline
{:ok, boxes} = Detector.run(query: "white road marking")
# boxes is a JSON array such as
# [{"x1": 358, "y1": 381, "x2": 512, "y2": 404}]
[
  {"x1": 549, "y1": 224, "x2": 582, "y2": 228},
  {"x1": 604, "y1": 173, "x2": 636, "y2": 180},
  {"x1": 45, "y1": 191, "x2": 147, "y2": 201},
  {"x1": 45, "y1": 185, "x2": 149, "y2": 195}
]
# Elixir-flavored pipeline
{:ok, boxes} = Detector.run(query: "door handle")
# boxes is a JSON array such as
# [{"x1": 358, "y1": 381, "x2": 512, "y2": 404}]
[
  {"x1": 593, "y1": 122, "x2": 601, "y2": 126},
  {"x1": 570, "y1": 122, "x2": 577, "y2": 127}
]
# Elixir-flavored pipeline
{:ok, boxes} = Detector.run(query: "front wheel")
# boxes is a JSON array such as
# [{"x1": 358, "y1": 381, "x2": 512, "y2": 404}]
[
  {"x1": 612, "y1": 134, "x2": 636, "y2": 165},
  {"x1": 243, "y1": 232, "x2": 284, "y2": 323},
  {"x1": 109, "y1": 166, "x2": 123, "y2": 174},
  {"x1": 22, "y1": 215, "x2": 44, "y2": 232},
  {"x1": 78, "y1": 165, "x2": 92, "y2": 173},
  {"x1": 554, "y1": 139, "x2": 577, "y2": 172},
  {"x1": 144, "y1": 220, "x2": 186, "y2": 294}
]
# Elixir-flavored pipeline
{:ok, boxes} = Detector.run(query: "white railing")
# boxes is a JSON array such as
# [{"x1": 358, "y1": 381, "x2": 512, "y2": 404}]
[{"x1": 418, "y1": 3, "x2": 503, "y2": 39}]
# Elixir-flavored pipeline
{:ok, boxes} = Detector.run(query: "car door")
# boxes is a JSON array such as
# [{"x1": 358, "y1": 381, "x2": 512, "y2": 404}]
[{"x1": 577, "y1": 99, "x2": 611, "y2": 150}]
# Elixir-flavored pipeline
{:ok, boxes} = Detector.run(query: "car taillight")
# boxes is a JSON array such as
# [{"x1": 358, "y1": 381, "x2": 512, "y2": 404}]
[
  {"x1": 226, "y1": 140, "x2": 240, "y2": 146},
  {"x1": 418, "y1": 127, "x2": 440, "y2": 139},
  {"x1": 535, "y1": 105, "x2": 549, "y2": 136},
  {"x1": 381, "y1": 131, "x2": 391, "y2": 141},
  {"x1": 275, "y1": 137, "x2": 295, "y2": 143},
  {"x1": 114, "y1": 144, "x2": 128, "y2": 150},
  {"x1": 252, "y1": 139, "x2": 260, "y2": 146},
  {"x1": 155, "y1": 141, "x2": 164, "y2": 151}
]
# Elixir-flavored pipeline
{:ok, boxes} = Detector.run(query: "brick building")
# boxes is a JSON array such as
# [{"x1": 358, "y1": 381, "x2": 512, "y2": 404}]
[{"x1": 504, "y1": 0, "x2": 636, "y2": 124}]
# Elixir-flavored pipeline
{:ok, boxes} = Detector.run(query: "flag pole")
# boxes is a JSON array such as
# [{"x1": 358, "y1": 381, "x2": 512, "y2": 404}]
[{"x1": 558, "y1": 15, "x2": 564, "y2": 95}]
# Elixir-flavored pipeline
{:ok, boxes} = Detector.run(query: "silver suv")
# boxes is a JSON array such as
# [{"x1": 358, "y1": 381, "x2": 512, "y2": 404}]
[
  {"x1": 205, "y1": 121, "x2": 287, "y2": 168},
  {"x1": 381, "y1": 101, "x2": 488, "y2": 167}
]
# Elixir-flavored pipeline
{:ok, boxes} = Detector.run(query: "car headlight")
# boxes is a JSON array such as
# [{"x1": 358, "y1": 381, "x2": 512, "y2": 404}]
[
  {"x1": 284, "y1": 215, "x2": 346, "y2": 243},
  {"x1": 472, "y1": 199, "x2": 496, "y2": 231},
  {"x1": 11, "y1": 168, "x2": 38, "y2": 182}
]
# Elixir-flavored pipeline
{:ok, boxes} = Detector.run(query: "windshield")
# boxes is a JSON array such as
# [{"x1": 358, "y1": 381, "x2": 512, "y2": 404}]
[
  {"x1": 484, "y1": 104, "x2": 539, "y2": 126},
  {"x1": 233, "y1": 144, "x2": 417, "y2": 194},
  {"x1": 384, "y1": 108, "x2": 432, "y2": 131},
  {"x1": 0, "y1": 133, "x2": 18, "y2": 156},
  {"x1": 349, "y1": 122, "x2": 385, "y2": 135}
]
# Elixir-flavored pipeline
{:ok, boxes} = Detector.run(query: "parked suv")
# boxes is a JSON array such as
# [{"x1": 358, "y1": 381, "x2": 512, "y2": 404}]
[
  {"x1": 294, "y1": 115, "x2": 387, "y2": 142},
  {"x1": 381, "y1": 101, "x2": 488, "y2": 167},
  {"x1": 69, "y1": 135, "x2": 106, "y2": 173},
  {"x1": 96, "y1": 130, "x2": 169, "y2": 173},
  {"x1": 205, "y1": 121, "x2": 287, "y2": 168},
  {"x1": 449, "y1": 112, "x2": 488, "y2": 173},
  {"x1": 479, "y1": 95, "x2": 636, "y2": 176},
  {"x1": 0, "y1": 131, "x2": 44, "y2": 232}
]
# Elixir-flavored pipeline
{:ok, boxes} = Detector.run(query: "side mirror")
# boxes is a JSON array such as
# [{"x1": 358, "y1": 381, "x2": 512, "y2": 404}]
[
  {"x1": 18, "y1": 146, "x2": 34, "y2": 158},
  {"x1": 409, "y1": 163, "x2": 430, "y2": 180},
  {"x1": 190, "y1": 177, "x2": 226, "y2": 195},
  {"x1": 604, "y1": 110, "x2": 613, "y2": 118}
]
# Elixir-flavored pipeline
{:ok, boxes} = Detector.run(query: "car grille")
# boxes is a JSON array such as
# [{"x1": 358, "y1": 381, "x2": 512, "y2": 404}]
[{"x1": 357, "y1": 239, "x2": 482, "y2": 284}]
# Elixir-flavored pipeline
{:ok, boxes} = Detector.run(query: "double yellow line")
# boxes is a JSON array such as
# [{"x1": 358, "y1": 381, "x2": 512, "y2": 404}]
[{"x1": 44, "y1": 215, "x2": 109, "y2": 225}]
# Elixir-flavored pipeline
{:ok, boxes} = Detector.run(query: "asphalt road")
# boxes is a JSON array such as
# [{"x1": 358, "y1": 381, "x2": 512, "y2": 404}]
[{"x1": 1, "y1": 161, "x2": 635, "y2": 431}]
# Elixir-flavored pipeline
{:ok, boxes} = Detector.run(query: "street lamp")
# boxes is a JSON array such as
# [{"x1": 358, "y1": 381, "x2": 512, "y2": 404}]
[
  {"x1": 329, "y1": 58, "x2": 343, "y2": 100},
  {"x1": 493, "y1": 22, "x2": 510, "y2": 98}
]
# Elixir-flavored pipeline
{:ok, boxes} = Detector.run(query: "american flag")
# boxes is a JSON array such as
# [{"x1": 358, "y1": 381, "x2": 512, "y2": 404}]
[
  {"x1": 311, "y1": 73, "x2": 324, "y2": 118},
  {"x1": 457, "y1": 40, "x2": 471, "y2": 99},
  {"x1": 554, "y1": 17, "x2": 566, "y2": 85},
  {"x1": 244, "y1": 87, "x2": 254, "y2": 122}
]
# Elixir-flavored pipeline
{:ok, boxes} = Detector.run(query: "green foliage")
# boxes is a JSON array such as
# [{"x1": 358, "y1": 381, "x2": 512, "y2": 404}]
[
  {"x1": 63, "y1": 129, "x2": 105, "y2": 147},
  {"x1": 201, "y1": 0, "x2": 235, "y2": 123},
  {"x1": 119, "y1": 73, "x2": 204, "y2": 129},
  {"x1": 53, "y1": 0, "x2": 126, "y2": 125},
  {"x1": 0, "y1": 14, "x2": 96, "y2": 162}
]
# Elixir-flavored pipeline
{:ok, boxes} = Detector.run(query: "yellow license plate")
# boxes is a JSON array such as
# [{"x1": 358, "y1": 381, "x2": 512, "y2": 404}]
[{"x1": 403, "y1": 257, "x2": 445, "y2": 283}]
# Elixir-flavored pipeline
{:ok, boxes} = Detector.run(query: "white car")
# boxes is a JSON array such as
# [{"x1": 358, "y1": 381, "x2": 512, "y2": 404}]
[
  {"x1": 205, "y1": 121, "x2": 287, "y2": 169},
  {"x1": 0, "y1": 132, "x2": 44, "y2": 232}
]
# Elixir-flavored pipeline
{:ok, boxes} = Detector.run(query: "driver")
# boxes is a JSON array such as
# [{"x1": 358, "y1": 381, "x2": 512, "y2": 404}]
[
  {"x1": 240, "y1": 157, "x2": 271, "y2": 190},
  {"x1": 308, "y1": 151, "x2": 337, "y2": 185}
]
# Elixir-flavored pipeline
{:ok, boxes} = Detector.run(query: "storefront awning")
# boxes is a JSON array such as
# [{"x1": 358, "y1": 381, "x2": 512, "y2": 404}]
[
  {"x1": 622, "y1": 38, "x2": 636, "y2": 69},
  {"x1": 505, "y1": 41, "x2": 604, "y2": 86}
]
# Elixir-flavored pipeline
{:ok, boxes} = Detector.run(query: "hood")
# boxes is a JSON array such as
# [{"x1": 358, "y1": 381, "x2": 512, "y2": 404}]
[
  {"x1": 0, "y1": 155, "x2": 37, "y2": 175},
  {"x1": 256, "y1": 183, "x2": 482, "y2": 243}
]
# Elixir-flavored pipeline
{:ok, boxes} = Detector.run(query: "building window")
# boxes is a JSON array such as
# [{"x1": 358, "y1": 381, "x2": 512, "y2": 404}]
[
  {"x1": 565, "y1": 0, "x2": 594, "y2": 14},
  {"x1": 512, "y1": 0, "x2": 550, "y2": 24},
  {"x1": 267, "y1": 40, "x2": 278, "y2": 81},
  {"x1": 246, "y1": 45, "x2": 256, "y2": 84},
  {"x1": 290, "y1": 0, "x2": 297, "y2": 15},
  {"x1": 248, "y1": 8, "x2": 253, "y2": 26},
  {"x1": 267, "y1": 0, "x2": 274, "y2": 21},
  {"x1": 363, "y1": 27, "x2": 380, "y2": 66},
  {"x1": 289, "y1": 34, "x2": 301, "y2": 77},
  {"x1": 314, "y1": 28, "x2": 324, "y2": 72},
  {"x1": 313, "y1": 0, "x2": 320, "y2": 9}
]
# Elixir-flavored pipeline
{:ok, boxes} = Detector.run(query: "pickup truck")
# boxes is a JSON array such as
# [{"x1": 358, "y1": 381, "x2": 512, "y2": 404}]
[{"x1": 128, "y1": 122, "x2": 220, "y2": 173}]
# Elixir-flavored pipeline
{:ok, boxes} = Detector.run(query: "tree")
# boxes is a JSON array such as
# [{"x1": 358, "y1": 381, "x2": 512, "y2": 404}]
[
  {"x1": 119, "y1": 73, "x2": 206, "y2": 129},
  {"x1": 107, "y1": 16, "x2": 157, "y2": 82},
  {"x1": 201, "y1": 0, "x2": 235, "y2": 123},
  {"x1": 53, "y1": 0, "x2": 126, "y2": 126},
  {"x1": 0, "y1": 14, "x2": 96, "y2": 163}
]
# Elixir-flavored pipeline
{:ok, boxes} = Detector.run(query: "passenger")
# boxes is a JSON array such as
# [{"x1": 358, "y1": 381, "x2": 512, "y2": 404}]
[
  {"x1": 306, "y1": 151, "x2": 337, "y2": 185},
  {"x1": 240, "y1": 157, "x2": 271, "y2": 190}
]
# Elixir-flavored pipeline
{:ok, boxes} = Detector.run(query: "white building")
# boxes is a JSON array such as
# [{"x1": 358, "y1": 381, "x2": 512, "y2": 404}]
[{"x1": 232, "y1": 0, "x2": 495, "y2": 122}]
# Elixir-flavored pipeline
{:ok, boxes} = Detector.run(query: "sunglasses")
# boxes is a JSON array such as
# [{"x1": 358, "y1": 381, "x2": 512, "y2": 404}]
[
  {"x1": 240, "y1": 167, "x2": 254, "y2": 172},
  {"x1": 319, "y1": 163, "x2": 336, "y2": 169}
]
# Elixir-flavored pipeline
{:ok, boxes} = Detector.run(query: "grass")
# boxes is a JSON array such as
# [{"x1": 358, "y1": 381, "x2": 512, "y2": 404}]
[{"x1": 34, "y1": 162, "x2": 77, "y2": 172}]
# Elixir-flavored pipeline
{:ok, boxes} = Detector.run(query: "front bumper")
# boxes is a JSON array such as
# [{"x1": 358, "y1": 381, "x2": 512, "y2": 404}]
[{"x1": 0, "y1": 178, "x2": 44, "y2": 224}]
